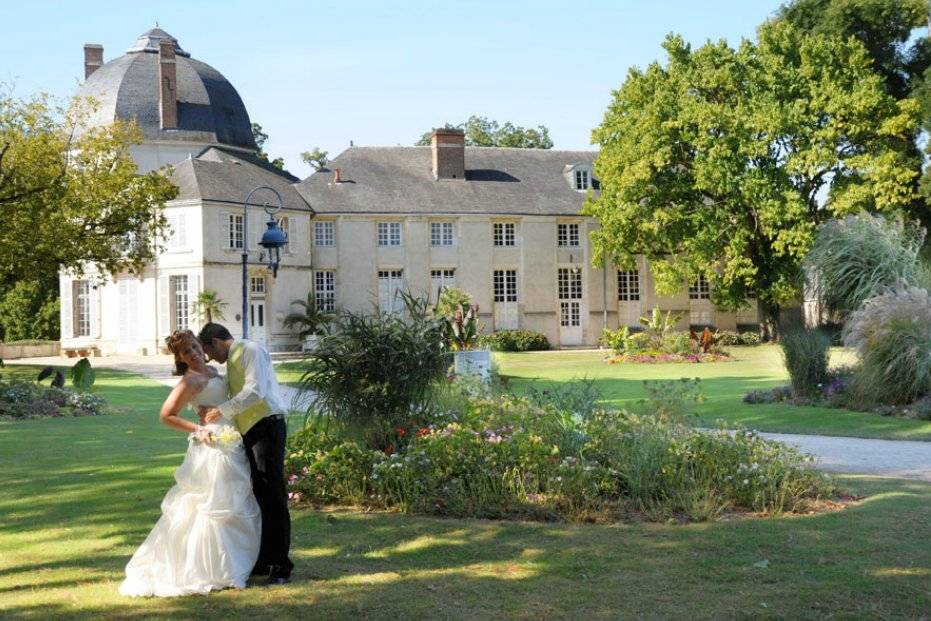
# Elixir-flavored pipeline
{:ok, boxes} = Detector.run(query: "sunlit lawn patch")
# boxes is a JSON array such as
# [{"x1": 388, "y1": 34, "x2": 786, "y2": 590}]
[{"x1": 1, "y1": 364, "x2": 928, "y2": 618}]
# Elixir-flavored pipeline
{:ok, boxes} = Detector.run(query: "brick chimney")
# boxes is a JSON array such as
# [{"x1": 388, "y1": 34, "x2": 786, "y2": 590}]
[
  {"x1": 83, "y1": 44, "x2": 103, "y2": 79},
  {"x1": 431, "y1": 128, "x2": 465, "y2": 180},
  {"x1": 158, "y1": 40, "x2": 178, "y2": 129}
]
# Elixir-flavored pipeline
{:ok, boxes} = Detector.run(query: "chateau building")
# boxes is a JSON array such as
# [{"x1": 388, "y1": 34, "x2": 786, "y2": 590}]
[{"x1": 60, "y1": 28, "x2": 757, "y2": 355}]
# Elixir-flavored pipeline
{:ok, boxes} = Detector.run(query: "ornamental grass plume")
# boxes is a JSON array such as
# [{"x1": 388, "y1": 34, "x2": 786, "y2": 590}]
[
  {"x1": 804, "y1": 213, "x2": 926, "y2": 318},
  {"x1": 842, "y1": 286, "x2": 931, "y2": 405}
]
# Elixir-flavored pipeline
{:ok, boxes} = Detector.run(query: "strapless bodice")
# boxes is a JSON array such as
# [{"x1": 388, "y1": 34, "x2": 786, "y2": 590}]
[{"x1": 190, "y1": 375, "x2": 229, "y2": 410}]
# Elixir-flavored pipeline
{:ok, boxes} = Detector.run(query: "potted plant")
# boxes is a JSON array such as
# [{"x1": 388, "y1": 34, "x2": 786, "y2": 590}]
[
  {"x1": 283, "y1": 292, "x2": 334, "y2": 351},
  {"x1": 444, "y1": 298, "x2": 491, "y2": 381}
]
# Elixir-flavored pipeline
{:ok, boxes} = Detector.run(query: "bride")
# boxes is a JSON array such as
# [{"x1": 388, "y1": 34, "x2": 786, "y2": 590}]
[{"x1": 119, "y1": 329, "x2": 261, "y2": 597}]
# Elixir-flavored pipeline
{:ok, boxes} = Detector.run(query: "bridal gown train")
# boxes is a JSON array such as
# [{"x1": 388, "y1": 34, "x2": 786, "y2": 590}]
[{"x1": 119, "y1": 375, "x2": 261, "y2": 597}]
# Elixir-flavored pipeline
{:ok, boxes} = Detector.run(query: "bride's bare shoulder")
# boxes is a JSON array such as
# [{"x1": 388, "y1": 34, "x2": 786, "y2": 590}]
[{"x1": 179, "y1": 371, "x2": 210, "y2": 391}]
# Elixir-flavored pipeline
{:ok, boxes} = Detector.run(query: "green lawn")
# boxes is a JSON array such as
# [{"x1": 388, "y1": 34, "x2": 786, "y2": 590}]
[
  {"x1": 493, "y1": 345, "x2": 931, "y2": 441},
  {"x1": 1, "y1": 365, "x2": 930, "y2": 618}
]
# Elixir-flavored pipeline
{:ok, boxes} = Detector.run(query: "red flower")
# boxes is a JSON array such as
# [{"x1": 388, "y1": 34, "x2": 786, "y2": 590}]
[
  {"x1": 394, "y1": 427, "x2": 407, "y2": 437},
  {"x1": 384, "y1": 444, "x2": 395, "y2": 456},
  {"x1": 416, "y1": 427, "x2": 431, "y2": 438}
]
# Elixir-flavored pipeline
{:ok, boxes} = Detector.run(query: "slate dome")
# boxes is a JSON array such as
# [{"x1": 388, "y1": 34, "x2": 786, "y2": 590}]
[{"x1": 77, "y1": 28, "x2": 257, "y2": 150}]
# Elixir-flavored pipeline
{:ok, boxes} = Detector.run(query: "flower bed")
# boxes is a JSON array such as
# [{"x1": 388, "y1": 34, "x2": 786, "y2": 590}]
[
  {"x1": 607, "y1": 352, "x2": 732, "y2": 364},
  {"x1": 286, "y1": 381, "x2": 834, "y2": 523},
  {"x1": 0, "y1": 380, "x2": 110, "y2": 419}
]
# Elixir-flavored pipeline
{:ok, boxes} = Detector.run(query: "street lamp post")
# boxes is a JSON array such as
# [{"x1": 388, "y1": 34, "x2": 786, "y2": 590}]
[{"x1": 240, "y1": 186, "x2": 289, "y2": 340}]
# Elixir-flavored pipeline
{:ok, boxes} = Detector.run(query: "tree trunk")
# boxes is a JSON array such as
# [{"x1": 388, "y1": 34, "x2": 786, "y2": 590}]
[{"x1": 758, "y1": 299, "x2": 782, "y2": 342}]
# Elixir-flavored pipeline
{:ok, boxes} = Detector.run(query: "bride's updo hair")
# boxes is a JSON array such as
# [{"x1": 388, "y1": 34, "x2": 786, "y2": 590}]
[{"x1": 165, "y1": 329, "x2": 198, "y2": 376}]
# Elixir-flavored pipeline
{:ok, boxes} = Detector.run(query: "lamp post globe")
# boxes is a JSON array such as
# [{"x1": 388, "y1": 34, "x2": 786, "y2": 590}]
[{"x1": 240, "y1": 186, "x2": 287, "y2": 340}]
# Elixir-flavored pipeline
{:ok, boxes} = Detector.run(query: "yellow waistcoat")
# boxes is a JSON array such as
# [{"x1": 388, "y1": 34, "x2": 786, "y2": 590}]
[{"x1": 227, "y1": 342, "x2": 270, "y2": 435}]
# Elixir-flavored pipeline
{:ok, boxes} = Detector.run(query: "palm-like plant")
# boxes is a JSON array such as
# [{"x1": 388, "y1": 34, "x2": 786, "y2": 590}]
[
  {"x1": 193, "y1": 290, "x2": 228, "y2": 324},
  {"x1": 446, "y1": 302, "x2": 480, "y2": 351},
  {"x1": 639, "y1": 307, "x2": 681, "y2": 350},
  {"x1": 283, "y1": 292, "x2": 334, "y2": 339}
]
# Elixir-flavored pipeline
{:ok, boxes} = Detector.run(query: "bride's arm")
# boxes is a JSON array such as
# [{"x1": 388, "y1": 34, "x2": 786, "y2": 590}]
[{"x1": 160, "y1": 377, "x2": 207, "y2": 437}]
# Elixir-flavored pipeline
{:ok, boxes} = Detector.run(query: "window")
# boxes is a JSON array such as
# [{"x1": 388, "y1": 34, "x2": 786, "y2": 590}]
[
  {"x1": 493, "y1": 269, "x2": 518, "y2": 302},
  {"x1": 431, "y1": 222, "x2": 454, "y2": 247},
  {"x1": 314, "y1": 271, "x2": 336, "y2": 312},
  {"x1": 378, "y1": 269, "x2": 404, "y2": 314},
  {"x1": 746, "y1": 286, "x2": 756, "y2": 299},
  {"x1": 314, "y1": 221, "x2": 334, "y2": 247},
  {"x1": 377, "y1": 222, "x2": 402, "y2": 246},
  {"x1": 228, "y1": 214, "x2": 244, "y2": 250},
  {"x1": 493, "y1": 222, "x2": 516, "y2": 247},
  {"x1": 575, "y1": 169, "x2": 590, "y2": 190},
  {"x1": 277, "y1": 216, "x2": 290, "y2": 253},
  {"x1": 430, "y1": 269, "x2": 455, "y2": 301},
  {"x1": 250, "y1": 277, "x2": 266, "y2": 295},
  {"x1": 558, "y1": 268, "x2": 583, "y2": 300},
  {"x1": 557, "y1": 223, "x2": 580, "y2": 247},
  {"x1": 74, "y1": 280, "x2": 91, "y2": 337},
  {"x1": 171, "y1": 275, "x2": 189, "y2": 330},
  {"x1": 167, "y1": 213, "x2": 187, "y2": 249},
  {"x1": 617, "y1": 270, "x2": 640, "y2": 301},
  {"x1": 689, "y1": 274, "x2": 711, "y2": 300}
]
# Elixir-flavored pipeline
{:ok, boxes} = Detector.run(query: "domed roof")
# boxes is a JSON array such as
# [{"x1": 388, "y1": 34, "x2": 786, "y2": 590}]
[{"x1": 77, "y1": 28, "x2": 257, "y2": 150}]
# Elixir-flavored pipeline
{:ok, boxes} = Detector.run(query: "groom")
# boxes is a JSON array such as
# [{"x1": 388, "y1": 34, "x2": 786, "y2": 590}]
[{"x1": 196, "y1": 322, "x2": 294, "y2": 585}]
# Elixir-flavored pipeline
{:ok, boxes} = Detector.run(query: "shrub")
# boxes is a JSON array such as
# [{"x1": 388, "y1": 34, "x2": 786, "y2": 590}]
[
  {"x1": 286, "y1": 431, "x2": 385, "y2": 504},
  {"x1": 804, "y1": 213, "x2": 926, "y2": 317},
  {"x1": 0, "y1": 280, "x2": 59, "y2": 341},
  {"x1": 481, "y1": 329, "x2": 550, "y2": 352},
  {"x1": 662, "y1": 332, "x2": 693, "y2": 355},
  {"x1": 779, "y1": 328, "x2": 831, "y2": 398},
  {"x1": 299, "y1": 294, "x2": 448, "y2": 449},
  {"x1": 639, "y1": 307, "x2": 681, "y2": 350},
  {"x1": 0, "y1": 380, "x2": 108, "y2": 419},
  {"x1": 434, "y1": 287, "x2": 472, "y2": 319},
  {"x1": 599, "y1": 326, "x2": 629, "y2": 354},
  {"x1": 641, "y1": 378, "x2": 703, "y2": 421},
  {"x1": 715, "y1": 330, "x2": 762, "y2": 346},
  {"x1": 285, "y1": 378, "x2": 834, "y2": 523},
  {"x1": 843, "y1": 286, "x2": 931, "y2": 405}
]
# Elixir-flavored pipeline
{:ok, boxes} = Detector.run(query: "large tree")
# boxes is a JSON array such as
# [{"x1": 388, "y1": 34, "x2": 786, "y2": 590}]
[
  {"x1": 415, "y1": 115, "x2": 554, "y2": 149},
  {"x1": 778, "y1": 0, "x2": 931, "y2": 229},
  {"x1": 251, "y1": 122, "x2": 285, "y2": 169},
  {"x1": 0, "y1": 92, "x2": 176, "y2": 337},
  {"x1": 584, "y1": 22, "x2": 919, "y2": 333}
]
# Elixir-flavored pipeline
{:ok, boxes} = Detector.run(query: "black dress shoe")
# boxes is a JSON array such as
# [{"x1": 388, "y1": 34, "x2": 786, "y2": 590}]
[
  {"x1": 250, "y1": 565, "x2": 270, "y2": 577},
  {"x1": 266, "y1": 574, "x2": 291, "y2": 586},
  {"x1": 266, "y1": 565, "x2": 291, "y2": 585}
]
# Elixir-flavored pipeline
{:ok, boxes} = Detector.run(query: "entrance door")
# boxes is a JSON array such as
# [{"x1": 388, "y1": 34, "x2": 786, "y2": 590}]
[
  {"x1": 558, "y1": 268, "x2": 583, "y2": 345},
  {"x1": 249, "y1": 300, "x2": 266, "y2": 345},
  {"x1": 493, "y1": 269, "x2": 519, "y2": 330}
]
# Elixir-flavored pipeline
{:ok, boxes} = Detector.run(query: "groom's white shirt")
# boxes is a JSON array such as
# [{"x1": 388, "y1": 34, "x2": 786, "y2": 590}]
[{"x1": 217, "y1": 339, "x2": 288, "y2": 420}]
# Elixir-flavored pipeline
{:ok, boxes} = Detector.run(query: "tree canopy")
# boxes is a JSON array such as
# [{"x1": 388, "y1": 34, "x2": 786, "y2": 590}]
[
  {"x1": 300, "y1": 147, "x2": 329, "y2": 171},
  {"x1": 0, "y1": 92, "x2": 177, "y2": 286},
  {"x1": 415, "y1": 115, "x2": 554, "y2": 149},
  {"x1": 251, "y1": 122, "x2": 285, "y2": 169},
  {"x1": 584, "y1": 21, "x2": 920, "y2": 327}
]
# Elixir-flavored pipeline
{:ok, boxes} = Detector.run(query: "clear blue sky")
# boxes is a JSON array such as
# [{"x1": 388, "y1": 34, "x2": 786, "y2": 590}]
[{"x1": 1, "y1": 0, "x2": 782, "y2": 177}]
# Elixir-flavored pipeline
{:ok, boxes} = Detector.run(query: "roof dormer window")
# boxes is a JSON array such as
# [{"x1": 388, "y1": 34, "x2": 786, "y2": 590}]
[{"x1": 575, "y1": 169, "x2": 590, "y2": 190}]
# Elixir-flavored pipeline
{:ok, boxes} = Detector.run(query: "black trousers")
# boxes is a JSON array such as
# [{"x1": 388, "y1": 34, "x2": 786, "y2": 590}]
[{"x1": 243, "y1": 415, "x2": 294, "y2": 575}]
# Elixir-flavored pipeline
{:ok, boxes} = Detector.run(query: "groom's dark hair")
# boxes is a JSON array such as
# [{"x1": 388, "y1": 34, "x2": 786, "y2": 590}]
[{"x1": 197, "y1": 322, "x2": 233, "y2": 344}]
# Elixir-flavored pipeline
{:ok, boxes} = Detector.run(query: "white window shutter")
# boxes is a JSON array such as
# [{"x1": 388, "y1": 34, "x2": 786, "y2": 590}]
[
  {"x1": 61, "y1": 278, "x2": 73, "y2": 339},
  {"x1": 89, "y1": 285, "x2": 100, "y2": 338},
  {"x1": 158, "y1": 275, "x2": 170, "y2": 335},
  {"x1": 220, "y1": 211, "x2": 230, "y2": 250},
  {"x1": 253, "y1": 211, "x2": 263, "y2": 250},
  {"x1": 290, "y1": 217, "x2": 301, "y2": 255}
]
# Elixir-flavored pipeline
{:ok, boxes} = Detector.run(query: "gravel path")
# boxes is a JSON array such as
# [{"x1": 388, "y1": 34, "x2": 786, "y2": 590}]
[
  {"x1": 8, "y1": 355, "x2": 931, "y2": 480},
  {"x1": 755, "y1": 431, "x2": 931, "y2": 481}
]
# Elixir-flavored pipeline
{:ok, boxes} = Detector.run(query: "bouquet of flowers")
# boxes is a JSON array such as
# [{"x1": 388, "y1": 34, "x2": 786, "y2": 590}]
[{"x1": 189, "y1": 424, "x2": 244, "y2": 454}]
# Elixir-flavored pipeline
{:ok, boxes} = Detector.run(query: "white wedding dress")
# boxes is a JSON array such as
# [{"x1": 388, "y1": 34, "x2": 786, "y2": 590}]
[{"x1": 119, "y1": 375, "x2": 261, "y2": 597}]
